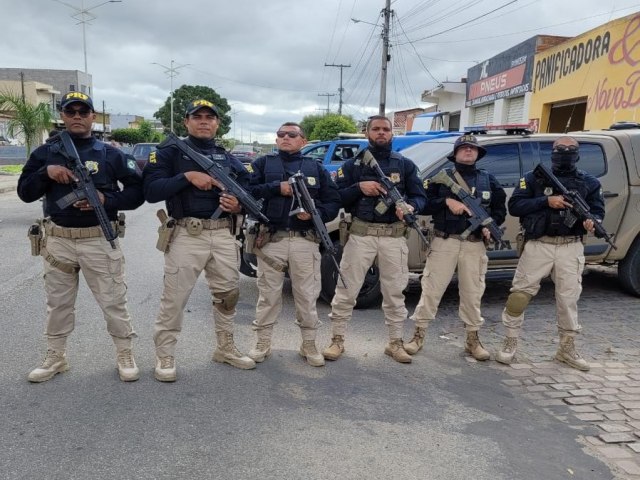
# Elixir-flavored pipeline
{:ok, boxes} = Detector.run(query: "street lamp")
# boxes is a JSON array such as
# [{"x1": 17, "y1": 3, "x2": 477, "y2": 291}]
[
  {"x1": 52, "y1": 0, "x2": 122, "y2": 73},
  {"x1": 151, "y1": 59, "x2": 190, "y2": 133}
]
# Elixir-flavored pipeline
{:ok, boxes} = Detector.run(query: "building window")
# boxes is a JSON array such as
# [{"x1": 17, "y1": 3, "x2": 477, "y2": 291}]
[{"x1": 69, "y1": 84, "x2": 75, "y2": 92}]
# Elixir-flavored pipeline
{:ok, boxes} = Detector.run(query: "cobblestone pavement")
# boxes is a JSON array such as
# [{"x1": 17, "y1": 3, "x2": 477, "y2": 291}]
[{"x1": 405, "y1": 266, "x2": 640, "y2": 479}]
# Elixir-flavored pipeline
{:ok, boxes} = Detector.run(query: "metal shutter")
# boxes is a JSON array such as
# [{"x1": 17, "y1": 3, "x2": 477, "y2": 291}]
[
  {"x1": 472, "y1": 103, "x2": 494, "y2": 125},
  {"x1": 506, "y1": 96, "x2": 525, "y2": 124}
]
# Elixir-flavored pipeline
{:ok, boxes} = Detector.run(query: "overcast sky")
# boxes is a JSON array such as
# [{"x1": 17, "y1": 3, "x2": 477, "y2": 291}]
[{"x1": 3, "y1": 0, "x2": 639, "y2": 142}]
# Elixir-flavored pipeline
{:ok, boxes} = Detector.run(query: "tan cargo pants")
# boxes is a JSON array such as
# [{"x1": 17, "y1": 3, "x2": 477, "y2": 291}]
[
  {"x1": 329, "y1": 233, "x2": 409, "y2": 339},
  {"x1": 410, "y1": 236, "x2": 488, "y2": 331},
  {"x1": 502, "y1": 239, "x2": 584, "y2": 335},
  {"x1": 42, "y1": 234, "x2": 136, "y2": 350},
  {"x1": 154, "y1": 225, "x2": 239, "y2": 358},
  {"x1": 253, "y1": 235, "x2": 322, "y2": 341}
]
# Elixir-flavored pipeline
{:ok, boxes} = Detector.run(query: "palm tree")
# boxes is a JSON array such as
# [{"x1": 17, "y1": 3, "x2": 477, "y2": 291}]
[{"x1": 0, "y1": 91, "x2": 53, "y2": 156}]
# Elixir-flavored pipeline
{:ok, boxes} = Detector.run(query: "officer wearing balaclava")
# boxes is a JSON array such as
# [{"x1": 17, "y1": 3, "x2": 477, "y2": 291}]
[{"x1": 497, "y1": 136, "x2": 605, "y2": 372}]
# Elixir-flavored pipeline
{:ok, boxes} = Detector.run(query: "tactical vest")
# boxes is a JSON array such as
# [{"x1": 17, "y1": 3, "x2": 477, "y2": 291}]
[
  {"x1": 433, "y1": 167, "x2": 492, "y2": 235},
  {"x1": 522, "y1": 170, "x2": 588, "y2": 239},
  {"x1": 261, "y1": 154, "x2": 322, "y2": 223},
  {"x1": 169, "y1": 139, "x2": 231, "y2": 219},
  {"x1": 352, "y1": 151, "x2": 406, "y2": 223},
  {"x1": 45, "y1": 139, "x2": 115, "y2": 217}
]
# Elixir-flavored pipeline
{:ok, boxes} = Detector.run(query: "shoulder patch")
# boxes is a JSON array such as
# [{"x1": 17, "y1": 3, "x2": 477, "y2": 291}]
[
  {"x1": 127, "y1": 158, "x2": 137, "y2": 171},
  {"x1": 149, "y1": 151, "x2": 157, "y2": 164},
  {"x1": 423, "y1": 178, "x2": 430, "y2": 189},
  {"x1": 519, "y1": 177, "x2": 526, "y2": 189},
  {"x1": 307, "y1": 176, "x2": 317, "y2": 186},
  {"x1": 337, "y1": 167, "x2": 344, "y2": 179},
  {"x1": 245, "y1": 164, "x2": 254, "y2": 173}
]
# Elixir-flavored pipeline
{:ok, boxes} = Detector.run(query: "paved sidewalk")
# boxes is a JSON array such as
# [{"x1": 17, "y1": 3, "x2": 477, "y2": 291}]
[
  {"x1": 0, "y1": 173, "x2": 19, "y2": 194},
  {"x1": 407, "y1": 269, "x2": 640, "y2": 480}
]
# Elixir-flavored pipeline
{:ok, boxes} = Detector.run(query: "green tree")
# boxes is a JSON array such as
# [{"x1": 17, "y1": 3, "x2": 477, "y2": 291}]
[
  {"x1": 0, "y1": 92, "x2": 53, "y2": 156},
  {"x1": 138, "y1": 119, "x2": 154, "y2": 142},
  {"x1": 111, "y1": 128, "x2": 144, "y2": 144},
  {"x1": 299, "y1": 114, "x2": 323, "y2": 139},
  {"x1": 309, "y1": 114, "x2": 357, "y2": 141},
  {"x1": 154, "y1": 85, "x2": 231, "y2": 137}
]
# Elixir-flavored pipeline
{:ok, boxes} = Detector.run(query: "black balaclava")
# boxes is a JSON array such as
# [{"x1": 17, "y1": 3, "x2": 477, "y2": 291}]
[{"x1": 551, "y1": 144, "x2": 579, "y2": 174}]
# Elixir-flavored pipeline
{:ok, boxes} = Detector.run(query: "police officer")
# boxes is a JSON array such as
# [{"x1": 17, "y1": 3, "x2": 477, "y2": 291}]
[
  {"x1": 323, "y1": 115, "x2": 427, "y2": 363},
  {"x1": 496, "y1": 136, "x2": 603, "y2": 371},
  {"x1": 143, "y1": 99, "x2": 255, "y2": 381},
  {"x1": 247, "y1": 122, "x2": 341, "y2": 366},
  {"x1": 404, "y1": 134, "x2": 506, "y2": 360},
  {"x1": 18, "y1": 91, "x2": 144, "y2": 383}
]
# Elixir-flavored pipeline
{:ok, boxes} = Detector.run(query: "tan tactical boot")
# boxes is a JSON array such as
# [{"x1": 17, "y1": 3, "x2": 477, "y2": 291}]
[
  {"x1": 555, "y1": 334, "x2": 590, "y2": 371},
  {"x1": 155, "y1": 356, "x2": 177, "y2": 382},
  {"x1": 323, "y1": 335, "x2": 345, "y2": 361},
  {"x1": 116, "y1": 348, "x2": 140, "y2": 382},
  {"x1": 384, "y1": 339, "x2": 412, "y2": 363},
  {"x1": 495, "y1": 337, "x2": 518, "y2": 365},
  {"x1": 212, "y1": 332, "x2": 256, "y2": 370},
  {"x1": 404, "y1": 326, "x2": 427, "y2": 355},
  {"x1": 299, "y1": 340, "x2": 325, "y2": 367},
  {"x1": 248, "y1": 339, "x2": 272, "y2": 363},
  {"x1": 28, "y1": 349, "x2": 69, "y2": 383},
  {"x1": 465, "y1": 330, "x2": 490, "y2": 361}
]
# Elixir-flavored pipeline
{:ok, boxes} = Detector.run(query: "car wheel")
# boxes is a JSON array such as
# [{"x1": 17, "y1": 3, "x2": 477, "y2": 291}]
[
  {"x1": 320, "y1": 240, "x2": 381, "y2": 309},
  {"x1": 618, "y1": 235, "x2": 640, "y2": 296}
]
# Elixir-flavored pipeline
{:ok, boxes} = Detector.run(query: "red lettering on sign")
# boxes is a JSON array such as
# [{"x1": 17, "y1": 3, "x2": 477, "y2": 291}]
[
  {"x1": 469, "y1": 64, "x2": 526, "y2": 100},
  {"x1": 609, "y1": 15, "x2": 640, "y2": 66}
]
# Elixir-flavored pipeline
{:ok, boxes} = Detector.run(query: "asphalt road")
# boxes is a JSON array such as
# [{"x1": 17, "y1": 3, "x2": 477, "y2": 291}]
[{"x1": 0, "y1": 193, "x2": 616, "y2": 480}]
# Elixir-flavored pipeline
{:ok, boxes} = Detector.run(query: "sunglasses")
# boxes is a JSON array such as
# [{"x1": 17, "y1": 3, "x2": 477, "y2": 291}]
[
  {"x1": 276, "y1": 131, "x2": 302, "y2": 139},
  {"x1": 62, "y1": 108, "x2": 92, "y2": 118},
  {"x1": 552, "y1": 144, "x2": 578, "y2": 153}
]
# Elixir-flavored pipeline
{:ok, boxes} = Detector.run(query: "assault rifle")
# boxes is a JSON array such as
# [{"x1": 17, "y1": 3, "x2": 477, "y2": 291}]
[
  {"x1": 533, "y1": 163, "x2": 617, "y2": 250},
  {"x1": 431, "y1": 169, "x2": 504, "y2": 243},
  {"x1": 361, "y1": 151, "x2": 430, "y2": 248},
  {"x1": 54, "y1": 131, "x2": 118, "y2": 249},
  {"x1": 288, "y1": 171, "x2": 347, "y2": 289},
  {"x1": 159, "y1": 133, "x2": 269, "y2": 224}
]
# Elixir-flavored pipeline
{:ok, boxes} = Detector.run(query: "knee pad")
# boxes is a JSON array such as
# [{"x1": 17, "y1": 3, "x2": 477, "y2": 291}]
[
  {"x1": 505, "y1": 291, "x2": 532, "y2": 317},
  {"x1": 213, "y1": 288, "x2": 239, "y2": 314}
]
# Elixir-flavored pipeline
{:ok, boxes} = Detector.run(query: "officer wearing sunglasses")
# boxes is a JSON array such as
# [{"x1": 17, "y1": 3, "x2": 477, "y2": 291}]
[
  {"x1": 17, "y1": 91, "x2": 144, "y2": 383},
  {"x1": 496, "y1": 136, "x2": 605, "y2": 371},
  {"x1": 246, "y1": 122, "x2": 341, "y2": 367}
]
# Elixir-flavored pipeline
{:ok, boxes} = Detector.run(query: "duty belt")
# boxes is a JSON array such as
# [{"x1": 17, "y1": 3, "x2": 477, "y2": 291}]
[
  {"x1": 45, "y1": 222, "x2": 117, "y2": 239},
  {"x1": 176, "y1": 217, "x2": 231, "y2": 230},
  {"x1": 349, "y1": 218, "x2": 407, "y2": 237},
  {"x1": 434, "y1": 229, "x2": 483, "y2": 242},
  {"x1": 536, "y1": 235, "x2": 582, "y2": 245},
  {"x1": 271, "y1": 229, "x2": 319, "y2": 243}
]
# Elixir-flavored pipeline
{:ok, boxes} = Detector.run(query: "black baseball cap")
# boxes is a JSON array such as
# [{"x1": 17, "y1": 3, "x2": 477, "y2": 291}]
[
  {"x1": 185, "y1": 99, "x2": 220, "y2": 117},
  {"x1": 60, "y1": 91, "x2": 94, "y2": 111}
]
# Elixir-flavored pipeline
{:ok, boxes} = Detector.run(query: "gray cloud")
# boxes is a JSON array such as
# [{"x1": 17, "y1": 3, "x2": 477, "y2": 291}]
[{"x1": 3, "y1": 0, "x2": 638, "y2": 142}]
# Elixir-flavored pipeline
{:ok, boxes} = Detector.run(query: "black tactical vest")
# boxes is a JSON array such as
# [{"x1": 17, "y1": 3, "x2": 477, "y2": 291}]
[
  {"x1": 262, "y1": 154, "x2": 322, "y2": 222},
  {"x1": 352, "y1": 152, "x2": 406, "y2": 223}
]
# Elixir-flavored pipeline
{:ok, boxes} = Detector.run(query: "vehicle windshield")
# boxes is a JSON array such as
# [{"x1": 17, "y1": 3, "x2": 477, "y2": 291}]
[
  {"x1": 401, "y1": 139, "x2": 457, "y2": 175},
  {"x1": 232, "y1": 145, "x2": 254, "y2": 153}
]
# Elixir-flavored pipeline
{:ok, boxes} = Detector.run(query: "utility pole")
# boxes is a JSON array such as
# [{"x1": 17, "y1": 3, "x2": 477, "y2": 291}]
[
  {"x1": 379, "y1": 0, "x2": 392, "y2": 116},
  {"x1": 317, "y1": 93, "x2": 336, "y2": 115},
  {"x1": 151, "y1": 59, "x2": 190, "y2": 133},
  {"x1": 324, "y1": 63, "x2": 351, "y2": 115},
  {"x1": 102, "y1": 100, "x2": 106, "y2": 139},
  {"x1": 20, "y1": 72, "x2": 25, "y2": 101},
  {"x1": 52, "y1": 0, "x2": 123, "y2": 73}
]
